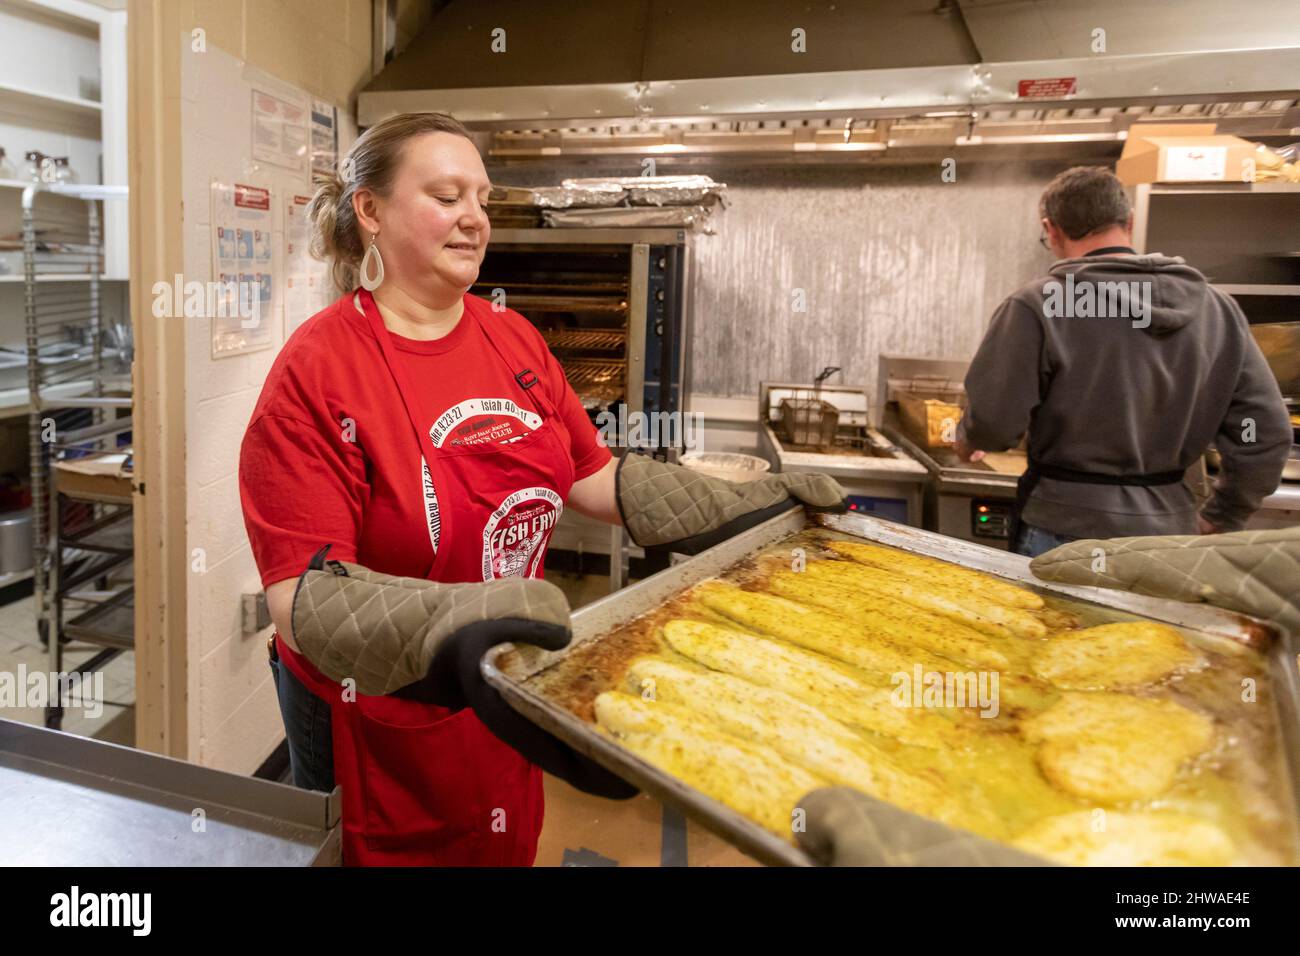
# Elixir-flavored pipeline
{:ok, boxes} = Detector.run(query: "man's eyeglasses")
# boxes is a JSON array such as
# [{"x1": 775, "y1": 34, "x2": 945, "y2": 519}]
[{"x1": 1038, "y1": 230, "x2": 1050, "y2": 250}]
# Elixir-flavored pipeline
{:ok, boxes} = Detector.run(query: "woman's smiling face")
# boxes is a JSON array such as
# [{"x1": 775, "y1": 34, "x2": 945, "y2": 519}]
[{"x1": 365, "y1": 131, "x2": 491, "y2": 299}]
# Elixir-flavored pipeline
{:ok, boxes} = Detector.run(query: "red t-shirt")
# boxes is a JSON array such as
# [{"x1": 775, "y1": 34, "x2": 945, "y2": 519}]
[{"x1": 239, "y1": 291, "x2": 610, "y2": 588}]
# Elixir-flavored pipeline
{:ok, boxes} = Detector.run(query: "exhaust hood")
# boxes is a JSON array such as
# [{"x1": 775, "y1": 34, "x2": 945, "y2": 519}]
[{"x1": 359, "y1": 0, "x2": 1300, "y2": 162}]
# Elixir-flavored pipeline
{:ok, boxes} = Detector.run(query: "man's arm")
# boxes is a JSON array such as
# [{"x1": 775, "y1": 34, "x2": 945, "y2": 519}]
[
  {"x1": 957, "y1": 295, "x2": 1045, "y2": 453},
  {"x1": 1202, "y1": 328, "x2": 1290, "y2": 532}
]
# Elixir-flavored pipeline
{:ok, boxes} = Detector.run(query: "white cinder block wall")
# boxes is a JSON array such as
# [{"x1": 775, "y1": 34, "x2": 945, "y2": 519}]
[
  {"x1": 180, "y1": 46, "x2": 360, "y2": 773},
  {"x1": 172, "y1": 0, "x2": 416, "y2": 773}
]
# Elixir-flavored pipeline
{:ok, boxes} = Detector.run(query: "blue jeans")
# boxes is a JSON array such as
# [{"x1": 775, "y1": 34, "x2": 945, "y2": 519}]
[
  {"x1": 269, "y1": 642, "x2": 335, "y2": 793},
  {"x1": 1013, "y1": 522, "x2": 1078, "y2": 558}
]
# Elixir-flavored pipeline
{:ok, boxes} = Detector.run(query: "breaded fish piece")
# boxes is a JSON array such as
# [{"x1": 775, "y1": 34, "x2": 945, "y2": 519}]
[
  {"x1": 661, "y1": 619, "x2": 973, "y2": 748},
  {"x1": 1031, "y1": 621, "x2": 1200, "y2": 690},
  {"x1": 1023, "y1": 691, "x2": 1215, "y2": 803},
  {"x1": 768, "y1": 568, "x2": 1014, "y2": 670},
  {"x1": 826, "y1": 540, "x2": 1044, "y2": 610},
  {"x1": 593, "y1": 690, "x2": 824, "y2": 838},
  {"x1": 691, "y1": 581, "x2": 951, "y2": 682},
  {"x1": 1013, "y1": 811, "x2": 1235, "y2": 866},
  {"x1": 1035, "y1": 607, "x2": 1082, "y2": 632},
  {"x1": 801, "y1": 558, "x2": 1046, "y2": 641},
  {"x1": 623, "y1": 655, "x2": 980, "y2": 830}
]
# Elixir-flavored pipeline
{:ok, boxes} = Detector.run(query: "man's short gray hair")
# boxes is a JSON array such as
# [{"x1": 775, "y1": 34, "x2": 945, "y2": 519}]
[{"x1": 1039, "y1": 166, "x2": 1133, "y2": 240}]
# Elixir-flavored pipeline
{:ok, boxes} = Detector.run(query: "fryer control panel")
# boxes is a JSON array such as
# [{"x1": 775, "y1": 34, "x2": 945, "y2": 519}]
[
  {"x1": 844, "y1": 494, "x2": 908, "y2": 525},
  {"x1": 971, "y1": 498, "x2": 1012, "y2": 539}
]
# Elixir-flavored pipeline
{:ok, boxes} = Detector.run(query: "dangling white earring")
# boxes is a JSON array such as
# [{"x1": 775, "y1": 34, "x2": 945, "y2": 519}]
[{"x1": 359, "y1": 233, "x2": 384, "y2": 291}]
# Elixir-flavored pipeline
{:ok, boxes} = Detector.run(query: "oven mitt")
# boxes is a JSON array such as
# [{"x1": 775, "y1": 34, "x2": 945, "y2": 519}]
[
  {"x1": 795, "y1": 787, "x2": 1050, "y2": 866},
  {"x1": 616, "y1": 452, "x2": 848, "y2": 554},
  {"x1": 1029, "y1": 526, "x2": 1300, "y2": 634},
  {"x1": 291, "y1": 547, "x2": 638, "y2": 799}
]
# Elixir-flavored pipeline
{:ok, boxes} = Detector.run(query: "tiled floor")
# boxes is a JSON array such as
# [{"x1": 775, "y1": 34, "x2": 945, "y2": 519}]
[
  {"x1": 547, "y1": 568, "x2": 623, "y2": 609},
  {"x1": 0, "y1": 593, "x2": 135, "y2": 745}
]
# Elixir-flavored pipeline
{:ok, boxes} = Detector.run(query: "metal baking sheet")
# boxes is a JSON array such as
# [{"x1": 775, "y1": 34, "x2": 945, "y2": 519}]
[
  {"x1": 0, "y1": 719, "x2": 341, "y2": 865},
  {"x1": 483, "y1": 507, "x2": 1300, "y2": 867}
]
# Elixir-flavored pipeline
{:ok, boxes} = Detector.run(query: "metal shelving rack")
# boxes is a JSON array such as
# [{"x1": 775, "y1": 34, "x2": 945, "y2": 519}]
[
  {"x1": 1132, "y1": 181, "x2": 1300, "y2": 529},
  {"x1": 21, "y1": 182, "x2": 132, "y2": 728}
]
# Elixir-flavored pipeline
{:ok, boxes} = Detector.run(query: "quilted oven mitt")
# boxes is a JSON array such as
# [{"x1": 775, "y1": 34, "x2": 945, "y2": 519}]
[
  {"x1": 795, "y1": 787, "x2": 1049, "y2": 867},
  {"x1": 616, "y1": 452, "x2": 848, "y2": 553},
  {"x1": 1029, "y1": 526, "x2": 1300, "y2": 635},
  {"x1": 291, "y1": 547, "x2": 637, "y2": 799}
]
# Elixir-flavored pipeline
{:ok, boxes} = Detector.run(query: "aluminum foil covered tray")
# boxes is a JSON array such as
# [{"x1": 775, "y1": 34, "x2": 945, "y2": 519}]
[
  {"x1": 530, "y1": 182, "x2": 627, "y2": 209},
  {"x1": 561, "y1": 175, "x2": 726, "y2": 206},
  {"x1": 542, "y1": 205, "x2": 712, "y2": 228}
]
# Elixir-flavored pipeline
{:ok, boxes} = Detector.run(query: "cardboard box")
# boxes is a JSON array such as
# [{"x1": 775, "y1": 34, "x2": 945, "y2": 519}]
[
  {"x1": 1117, "y1": 123, "x2": 1258, "y2": 185},
  {"x1": 53, "y1": 452, "x2": 134, "y2": 502}
]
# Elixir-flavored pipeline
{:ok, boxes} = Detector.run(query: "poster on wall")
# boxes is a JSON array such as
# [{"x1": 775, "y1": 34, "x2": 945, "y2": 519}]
[
  {"x1": 310, "y1": 99, "x2": 338, "y2": 178},
  {"x1": 252, "y1": 87, "x2": 308, "y2": 172},
  {"x1": 284, "y1": 194, "x2": 333, "y2": 336},
  {"x1": 211, "y1": 180, "x2": 276, "y2": 358}
]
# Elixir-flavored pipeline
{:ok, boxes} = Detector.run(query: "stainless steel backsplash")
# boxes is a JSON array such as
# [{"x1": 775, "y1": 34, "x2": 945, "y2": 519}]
[{"x1": 489, "y1": 161, "x2": 1067, "y2": 401}]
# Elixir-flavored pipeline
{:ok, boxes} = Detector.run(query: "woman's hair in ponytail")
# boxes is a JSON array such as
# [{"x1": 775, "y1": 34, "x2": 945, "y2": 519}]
[{"x1": 308, "y1": 112, "x2": 475, "y2": 293}]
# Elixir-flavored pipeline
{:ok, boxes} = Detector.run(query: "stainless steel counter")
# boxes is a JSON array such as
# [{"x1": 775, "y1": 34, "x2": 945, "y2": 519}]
[
  {"x1": 0, "y1": 719, "x2": 341, "y2": 866},
  {"x1": 1252, "y1": 481, "x2": 1300, "y2": 530}
]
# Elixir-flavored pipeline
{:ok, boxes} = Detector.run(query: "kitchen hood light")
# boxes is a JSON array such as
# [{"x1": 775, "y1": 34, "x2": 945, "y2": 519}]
[{"x1": 956, "y1": 132, "x2": 1123, "y2": 146}]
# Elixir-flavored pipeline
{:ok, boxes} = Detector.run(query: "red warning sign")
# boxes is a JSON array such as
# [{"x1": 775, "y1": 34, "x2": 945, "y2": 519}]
[
  {"x1": 234, "y1": 183, "x2": 270, "y2": 210},
  {"x1": 1016, "y1": 77, "x2": 1078, "y2": 100}
]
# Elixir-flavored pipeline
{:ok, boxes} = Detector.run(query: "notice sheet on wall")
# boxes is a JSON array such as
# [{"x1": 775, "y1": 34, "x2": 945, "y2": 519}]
[
  {"x1": 211, "y1": 180, "x2": 276, "y2": 358},
  {"x1": 252, "y1": 87, "x2": 308, "y2": 172},
  {"x1": 284, "y1": 193, "x2": 332, "y2": 336},
  {"x1": 310, "y1": 100, "x2": 339, "y2": 178}
]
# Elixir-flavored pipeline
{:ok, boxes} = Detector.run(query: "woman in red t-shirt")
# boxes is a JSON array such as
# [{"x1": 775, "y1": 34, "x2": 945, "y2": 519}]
[{"x1": 239, "y1": 112, "x2": 844, "y2": 866}]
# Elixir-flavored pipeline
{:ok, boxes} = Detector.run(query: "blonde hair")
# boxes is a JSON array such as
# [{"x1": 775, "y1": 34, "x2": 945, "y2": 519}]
[{"x1": 309, "y1": 112, "x2": 474, "y2": 292}]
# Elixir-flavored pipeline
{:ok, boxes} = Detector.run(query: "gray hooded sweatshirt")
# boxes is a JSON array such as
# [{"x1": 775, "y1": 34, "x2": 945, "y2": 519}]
[{"x1": 958, "y1": 252, "x2": 1291, "y2": 537}]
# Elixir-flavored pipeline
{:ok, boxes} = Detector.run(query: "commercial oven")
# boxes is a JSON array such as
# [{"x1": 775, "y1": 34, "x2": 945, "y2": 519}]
[{"x1": 476, "y1": 228, "x2": 692, "y2": 585}]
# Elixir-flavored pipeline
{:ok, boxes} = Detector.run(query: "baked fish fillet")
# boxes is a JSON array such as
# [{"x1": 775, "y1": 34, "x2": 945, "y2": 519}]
[
  {"x1": 691, "y1": 581, "x2": 951, "y2": 682},
  {"x1": 623, "y1": 655, "x2": 980, "y2": 830},
  {"x1": 826, "y1": 540, "x2": 1044, "y2": 610},
  {"x1": 768, "y1": 567, "x2": 1015, "y2": 669},
  {"x1": 1031, "y1": 621, "x2": 1200, "y2": 690},
  {"x1": 593, "y1": 690, "x2": 824, "y2": 839},
  {"x1": 1014, "y1": 811, "x2": 1235, "y2": 866},
  {"x1": 1023, "y1": 691, "x2": 1215, "y2": 803},
  {"x1": 661, "y1": 619, "x2": 974, "y2": 749},
  {"x1": 802, "y1": 558, "x2": 1048, "y2": 641}
]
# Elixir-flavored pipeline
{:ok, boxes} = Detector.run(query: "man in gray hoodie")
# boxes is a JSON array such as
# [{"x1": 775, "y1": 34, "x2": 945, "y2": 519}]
[{"x1": 956, "y1": 166, "x2": 1290, "y2": 557}]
